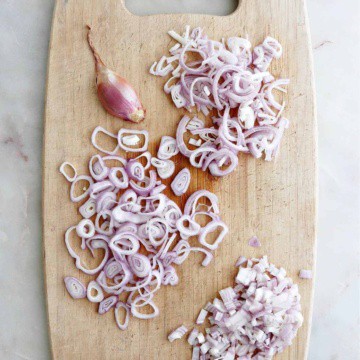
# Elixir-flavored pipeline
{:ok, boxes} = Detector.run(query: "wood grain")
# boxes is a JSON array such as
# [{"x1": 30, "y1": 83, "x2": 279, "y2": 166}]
[{"x1": 43, "y1": 0, "x2": 317, "y2": 359}]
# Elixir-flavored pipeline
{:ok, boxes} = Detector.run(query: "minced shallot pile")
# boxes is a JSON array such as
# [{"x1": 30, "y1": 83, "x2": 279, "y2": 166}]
[
  {"x1": 169, "y1": 256, "x2": 304, "y2": 359},
  {"x1": 60, "y1": 126, "x2": 228, "y2": 330},
  {"x1": 151, "y1": 26, "x2": 290, "y2": 177}
]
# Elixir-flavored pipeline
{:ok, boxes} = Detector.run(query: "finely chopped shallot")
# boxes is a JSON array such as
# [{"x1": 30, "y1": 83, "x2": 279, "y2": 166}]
[
  {"x1": 151, "y1": 26, "x2": 290, "y2": 176},
  {"x1": 60, "y1": 127, "x2": 228, "y2": 330},
  {"x1": 170, "y1": 256, "x2": 303, "y2": 359}
]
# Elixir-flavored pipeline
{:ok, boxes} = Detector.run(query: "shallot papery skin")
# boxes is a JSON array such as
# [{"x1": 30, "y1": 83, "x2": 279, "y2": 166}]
[
  {"x1": 60, "y1": 126, "x2": 228, "y2": 331},
  {"x1": 151, "y1": 26, "x2": 290, "y2": 177},
  {"x1": 87, "y1": 25, "x2": 145, "y2": 123},
  {"x1": 171, "y1": 256, "x2": 304, "y2": 359}
]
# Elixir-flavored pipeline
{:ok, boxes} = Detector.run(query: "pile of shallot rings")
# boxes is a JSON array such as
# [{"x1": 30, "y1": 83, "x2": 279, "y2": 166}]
[
  {"x1": 60, "y1": 126, "x2": 228, "y2": 330},
  {"x1": 150, "y1": 26, "x2": 290, "y2": 177}
]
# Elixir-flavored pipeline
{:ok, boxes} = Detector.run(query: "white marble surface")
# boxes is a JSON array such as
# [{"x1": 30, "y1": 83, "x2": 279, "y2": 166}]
[{"x1": 0, "y1": 0, "x2": 359, "y2": 359}]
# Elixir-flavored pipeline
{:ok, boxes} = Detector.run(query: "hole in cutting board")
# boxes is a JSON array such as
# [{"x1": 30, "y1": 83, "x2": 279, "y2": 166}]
[{"x1": 124, "y1": 0, "x2": 239, "y2": 16}]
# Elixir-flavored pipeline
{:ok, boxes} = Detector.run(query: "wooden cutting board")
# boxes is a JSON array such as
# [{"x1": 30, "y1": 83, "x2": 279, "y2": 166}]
[{"x1": 43, "y1": 0, "x2": 317, "y2": 359}]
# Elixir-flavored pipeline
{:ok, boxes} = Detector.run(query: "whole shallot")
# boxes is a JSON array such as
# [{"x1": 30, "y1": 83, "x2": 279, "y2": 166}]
[{"x1": 87, "y1": 25, "x2": 145, "y2": 123}]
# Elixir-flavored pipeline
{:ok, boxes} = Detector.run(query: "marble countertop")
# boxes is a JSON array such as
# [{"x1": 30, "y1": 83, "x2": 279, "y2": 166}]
[{"x1": 0, "y1": 0, "x2": 359, "y2": 359}]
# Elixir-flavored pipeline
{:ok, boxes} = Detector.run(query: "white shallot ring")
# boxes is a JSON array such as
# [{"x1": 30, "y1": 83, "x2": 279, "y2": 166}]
[
  {"x1": 127, "y1": 253, "x2": 152, "y2": 278},
  {"x1": 147, "y1": 217, "x2": 169, "y2": 247},
  {"x1": 157, "y1": 159, "x2": 175, "y2": 179},
  {"x1": 131, "y1": 298, "x2": 159, "y2": 319},
  {"x1": 87, "y1": 280, "x2": 104, "y2": 303},
  {"x1": 64, "y1": 277, "x2": 86, "y2": 299},
  {"x1": 60, "y1": 162, "x2": 77, "y2": 182},
  {"x1": 176, "y1": 215, "x2": 201, "y2": 239},
  {"x1": 171, "y1": 168, "x2": 191, "y2": 196},
  {"x1": 108, "y1": 167, "x2": 129, "y2": 189},
  {"x1": 79, "y1": 197, "x2": 97, "y2": 219},
  {"x1": 134, "y1": 151, "x2": 152, "y2": 170},
  {"x1": 65, "y1": 230, "x2": 109, "y2": 275},
  {"x1": 89, "y1": 180, "x2": 114, "y2": 199},
  {"x1": 115, "y1": 302, "x2": 130, "y2": 330},
  {"x1": 157, "y1": 136, "x2": 179, "y2": 160},
  {"x1": 91, "y1": 126, "x2": 119, "y2": 155},
  {"x1": 151, "y1": 157, "x2": 167, "y2": 169},
  {"x1": 184, "y1": 190, "x2": 220, "y2": 216},
  {"x1": 96, "y1": 191, "x2": 116, "y2": 213},
  {"x1": 198, "y1": 220, "x2": 228, "y2": 250},
  {"x1": 118, "y1": 129, "x2": 149, "y2": 153},
  {"x1": 89, "y1": 155, "x2": 109, "y2": 181},
  {"x1": 76, "y1": 219, "x2": 95, "y2": 239},
  {"x1": 98, "y1": 295, "x2": 117, "y2": 315},
  {"x1": 70, "y1": 175, "x2": 93, "y2": 203},
  {"x1": 109, "y1": 232, "x2": 141, "y2": 256}
]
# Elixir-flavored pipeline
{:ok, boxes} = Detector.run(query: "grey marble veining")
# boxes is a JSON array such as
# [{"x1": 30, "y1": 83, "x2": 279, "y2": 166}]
[{"x1": 0, "y1": 1, "x2": 359, "y2": 359}]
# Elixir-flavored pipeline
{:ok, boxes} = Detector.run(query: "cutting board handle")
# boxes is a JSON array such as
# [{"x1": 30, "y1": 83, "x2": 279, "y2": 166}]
[{"x1": 117, "y1": 0, "x2": 243, "y2": 18}]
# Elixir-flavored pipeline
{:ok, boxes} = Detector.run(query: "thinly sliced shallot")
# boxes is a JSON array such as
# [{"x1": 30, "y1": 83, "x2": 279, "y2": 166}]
[{"x1": 64, "y1": 277, "x2": 86, "y2": 299}]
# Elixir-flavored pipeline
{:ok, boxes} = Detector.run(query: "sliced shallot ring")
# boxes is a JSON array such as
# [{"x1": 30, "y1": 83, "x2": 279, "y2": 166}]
[
  {"x1": 126, "y1": 160, "x2": 145, "y2": 181},
  {"x1": 176, "y1": 245, "x2": 213, "y2": 267},
  {"x1": 176, "y1": 215, "x2": 201, "y2": 238},
  {"x1": 198, "y1": 220, "x2": 228, "y2": 250},
  {"x1": 157, "y1": 136, "x2": 179, "y2": 160},
  {"x1": 134, "y1": 151, "x2": 152, "y2": 170},
  {"x1": 127, "y1": 253, "x2": 152, "y2": 278},
  {"x1": 94, "y1": 210, "x2": 114, "y2": 236},
  {"x1": 87, "y1": 280, "x2": 104, "y2": 303},
  {"x1": 109, "y1": 232, "x2": 141, "y2": 256},
  {"x1": 104, "y1": 258, "x2": 124, "y2": 279},
  {"x1": 184, "y1": 190, "x2": 219, "y2": 216},
  {"x1": 98, "y1": 295, "x2": 117, "y2": 314},
  {"x1": 118, "y1": 129, "x2": 149, "y2": 153},
  {"x1": 60, "y1": 162, "x2": 77, "y2": 182},
  {"x1": 131, "y1": 298, "x2": 159, "y2": 319},
  {"x1": 147, "y1": 217, "x2": 169, "y2": 247},
  {"x1": 151, "y1": 157, "x2": 167, "y2": 169},
  {"x1": 89, "y1": 155, "x2": 109, "y2": 181},
  {"x1": 115, "y1": 302, "x2": 130, "y2": 330},
  {"x1": 89, "y1": 180, "x2": 115, "y2": 199},
  {"x1": 130, "y1": 170, "x2": 157, "y2": 196},
  {"x1": 79, "y1": 197, "x2": 97, "y2": 219},
  {"x1": 76, "y1": 219, "x2": 95, "y2": 239},
  {"x1": 171, "y1": 168, "x2": 191, "y2": 196},
  {"x1": 157, "y1": 159, "x2": 175, "y2": 179},
  {"x1": 70, "y1": 175, "x2": 93, "y2": 202},
  {"x1": 64, "y1": 277, "x2": 86, "y2": 299},
  {"x1": 108, "y1": 167, "x2": 129, "y2": 189},
  {"x1": 91, "y1": 126, "x2": 119, "y2": 155},
  {"x1": 96, "y1": 191, "x2": 117, "y2": 213},
  {"x1": 65, "y1": 227, "x2": 110, "y2": 275}
]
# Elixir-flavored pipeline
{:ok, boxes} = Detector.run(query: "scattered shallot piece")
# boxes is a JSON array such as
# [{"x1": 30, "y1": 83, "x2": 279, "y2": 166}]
[
  {"x1": 168, "y1": 325, "x2": 188, "y2": 342},
  {"x1": 171, "y1": 168, "x2": 191, "y2": 196},
  {"x1": 64, "y1": 277, "x2": 86, "y2": 299},
  {"x1": 87, "y1": 25, "x2": 145, "y2": 123},
  {"x1": 248, "y1": 235, "x2": 261, "y2": 247},
  {"x1": 59, "y1": 162, "x2": 77, "y2": 182},
  {"x1": 299, "y1": 269, "x2": 313, "y2": 279},
  {"x1": 196, "y1": 309, "x2": 208, "y2": 324}
]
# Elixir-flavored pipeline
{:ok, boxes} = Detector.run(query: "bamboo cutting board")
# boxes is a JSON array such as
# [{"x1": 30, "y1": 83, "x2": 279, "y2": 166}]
[{"x1": 43, "y1": 0, "x2": 317, "y2": 359}]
